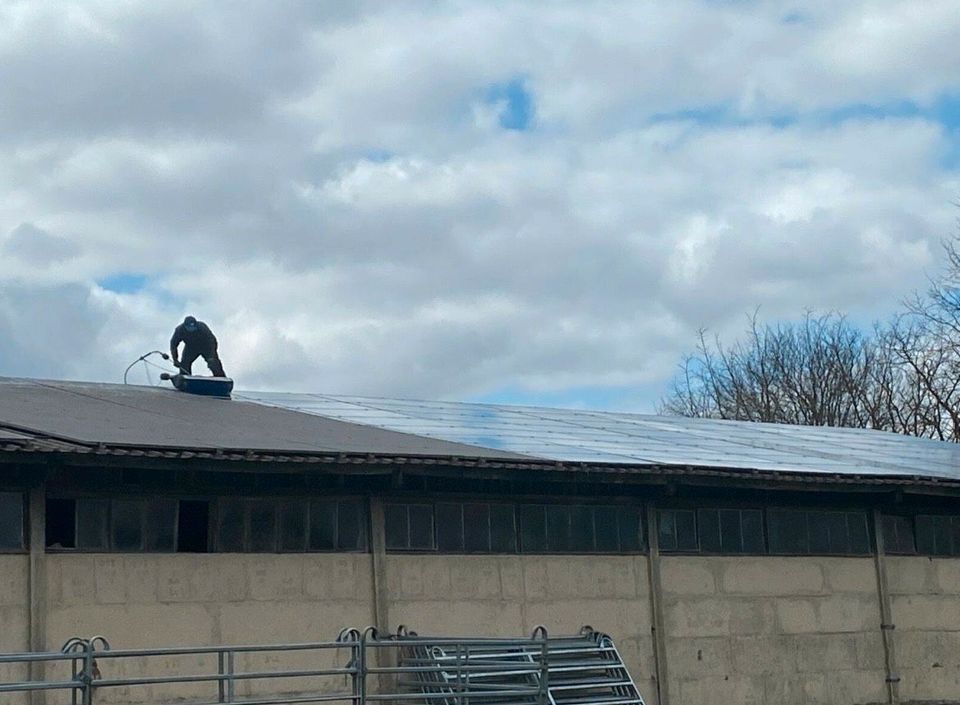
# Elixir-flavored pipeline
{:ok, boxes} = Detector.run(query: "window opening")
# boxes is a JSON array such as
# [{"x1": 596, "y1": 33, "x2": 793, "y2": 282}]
[
  {"x1": 177, "y1": 500, "x2": 209, "y2": 553},
  {"x1": 0, "y1": 492, "x2": 24, "y2": 550}
]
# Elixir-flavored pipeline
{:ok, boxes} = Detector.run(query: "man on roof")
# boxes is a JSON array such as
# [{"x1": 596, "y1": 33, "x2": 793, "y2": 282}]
[{"x1": 170, "y1": 316, "x2": 227, "y2": 377}]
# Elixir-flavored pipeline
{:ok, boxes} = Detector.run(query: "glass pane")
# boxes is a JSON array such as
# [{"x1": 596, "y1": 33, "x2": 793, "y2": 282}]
[
  {"x1": 698, "y1": 509, "x2": 721, "y2": 553},
  {"x1": 280, "y1": 502, "x2": 308, "y2": 551},
  {"x1": 77, "y1": 499, "x2": 109, "y2": 550},
  {"x1": 595, "y1": 507, "x2": 619, "y2": 552},
  {"x1": 883, "y1": 515, "x2": 913, "y2": 554},
  {"x1": 337, "y1": 500, "x2": 365, "y2": 550},
  {"x1": 546, "y1": 505, "x2": 571, "y2": 552},
  {"x1": 248, "y1": 501, "x2": 277, "y2": 552},
  {"x1": 112, "y1": 500, "x2": 144, "y2": 552},
  {"x1": 569, "y1": 505, "x2": 594, "y2": 552},
  {"x1": 932, "y1": 516, "x2": 952, "y2": 556},
  {"x1": 658, "y1": 510, "x2": 678, "y2": 551},
  {"x1": 846, "y1": 513, "x2": 869, "y2": 554},
  {"x1": 741, "y1": 510, "x2": 765, "y2": 553},
  {"x1": 436, "y1": 503, "x2": 463, "y2": 552},
  {"x1": 676, "y1": 510, "x2": 698, "y2": 551},
  {"x1": 490, "y1": 504, "x2": 517, "y2": 553},
  {"x1": 0, "y1": 493, "x2": 23, "y2": 550},
  {"x1": 310, "y1": 500, "x2": 338, "y2": 550},
  {"x1": 951, "y1": 517, "x2": 960, "y2": 557},
  {"x1": 408, "y1": 505, "x2": 434, "y2": 549},
  {"x1": 384, "y1": 504, "x2": 408, "y2": 550},
  {"x1": 144, "y1": 499, "x2": 177, "y2": 552},
  {"x1": 520, "y1": 505, "x2": 547, "y2": 553},
  {"x1": 217, "y1": 500, "x2": 244, "y2": 552},
  {"x1": 916, "y1": 515, "x2": 936, "y2": 555},
  {"x1": 719, "y1": 509, "x2": 743, "y2": 553},
  {"x1": 463, "y1": 504, "x2": 491, "y2": 552},
  {"x1": 768, "y1": 509, "x2": 807, "y2": 554},
  {"x1": 618, "y1": 506, "x2": 642, "y2": 552},
  {"x1": 808, "y1": 512, "x2": 832, "y2": 553}
]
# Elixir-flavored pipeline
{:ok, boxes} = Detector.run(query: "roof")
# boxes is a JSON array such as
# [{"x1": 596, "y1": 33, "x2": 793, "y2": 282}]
[
  {"x1": 0, "y1": 378, "x2": 527, "y2": 460},
  {"x1": 2, "y1": 377, "x2": 960, "y2": 484}
]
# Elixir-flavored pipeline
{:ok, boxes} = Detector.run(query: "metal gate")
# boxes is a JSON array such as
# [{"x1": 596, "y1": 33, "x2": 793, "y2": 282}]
[{"x1": 0, "y1": 626, "x2": 645, "y2": 705}]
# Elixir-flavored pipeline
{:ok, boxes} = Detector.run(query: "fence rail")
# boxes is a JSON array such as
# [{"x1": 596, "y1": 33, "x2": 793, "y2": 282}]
[{"x1": 0, "y1": 627, "x2": 644, "y2": 705}]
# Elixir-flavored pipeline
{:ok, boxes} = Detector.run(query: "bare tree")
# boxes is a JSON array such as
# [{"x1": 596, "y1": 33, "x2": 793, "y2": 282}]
[
  {"x1": 662, "y1": 233, "x2": 960, "y2": 439},
  {"x1": 660, "y1": 312, "x2": 904, "y2": 430}
]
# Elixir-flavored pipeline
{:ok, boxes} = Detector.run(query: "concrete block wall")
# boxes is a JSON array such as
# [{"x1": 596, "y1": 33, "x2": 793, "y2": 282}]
[
  {"x1": 887, "y1": 556, "x2": 960, "y2": 702},
  {"x1": 44, "y1": 554, "x2": 374, "y2": 703},
  {"x1": 0, "y1": 555, "x2": 29, "y2": 705},
  {"x1": 660, "y1": 556, "x2": 887, "y2": 705},
  {"x1": 385, "y1": 555, "x2": 659, "y2": 701}
]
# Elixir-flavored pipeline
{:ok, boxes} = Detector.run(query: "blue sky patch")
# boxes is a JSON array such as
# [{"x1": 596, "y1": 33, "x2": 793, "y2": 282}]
[
  {"x1": 486, "y1": 78, "x2": 533, "y2": 131},
  {"x1": 97, "y1": 272, "x2": 150, "y2": 294}
]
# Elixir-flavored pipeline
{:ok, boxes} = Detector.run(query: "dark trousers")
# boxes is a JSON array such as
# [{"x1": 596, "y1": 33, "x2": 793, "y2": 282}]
[{"x1": 180, "y1": 345, "x2": 226, "y2": 377}]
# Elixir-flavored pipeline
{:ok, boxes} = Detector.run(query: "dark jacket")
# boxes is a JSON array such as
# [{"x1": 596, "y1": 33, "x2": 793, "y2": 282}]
[{"x1": 170, "y1": 321, "x2": 218, "y2": 356}]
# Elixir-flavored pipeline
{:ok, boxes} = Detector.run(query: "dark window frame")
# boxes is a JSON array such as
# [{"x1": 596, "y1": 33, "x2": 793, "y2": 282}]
[{"x1": 766, "y1": 507, "x2": 870, "y2": 556}]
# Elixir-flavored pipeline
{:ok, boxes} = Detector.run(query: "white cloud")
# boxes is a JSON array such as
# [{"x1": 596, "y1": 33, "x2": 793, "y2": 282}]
[{"x1": 0, "y1": 1, "x2": 959, "y2": 410}]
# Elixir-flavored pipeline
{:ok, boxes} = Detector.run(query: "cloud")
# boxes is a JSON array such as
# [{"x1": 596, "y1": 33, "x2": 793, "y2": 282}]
[{"x1": 1, "y1": 1, "x2": 959, "y2": 411}]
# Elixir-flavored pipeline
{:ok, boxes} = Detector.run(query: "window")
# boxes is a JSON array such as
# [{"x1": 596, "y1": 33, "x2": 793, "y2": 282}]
[
  {"x1": 696, "y1": 508, "x2": 765, "y2": 554},
  {"x1": 216, "y1": 498, "x2": 367, "y2": 552},
  {"x1": 915, "y1": 515, "x2": 960, "y2": 557},
  {"x1": 386, "y1": 502, "x2": 642, "y2": 554},
  {"x1": 882, "y1": 515, "x2": 916, "y2": 554},
  {"x1": 45, "y1": 498, "x2": 178, "y2": 552},
  {"x1": 385, "y1": 503, "x2": 434, "y2": 550},
  {"x1": 0, "y1": 492, "x2": 24, "y2": 551},
  {"x1": 658, "y1": 509, "x2": 698, "y2": 552},
  {"x1": 767, "y1": 509, "x2": 869, "y2": 555},
  {"x1": 435, "y1": 503, "x2": 517, "y2": 553},
  {"x1": 519, "y1": 504, "x2": 642, "y2": 553}
]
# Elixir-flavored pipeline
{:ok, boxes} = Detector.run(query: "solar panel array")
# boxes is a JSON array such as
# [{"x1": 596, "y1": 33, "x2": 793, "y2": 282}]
[{"x1": 235, "y1": 392, "x2": 960, "y2": 480}]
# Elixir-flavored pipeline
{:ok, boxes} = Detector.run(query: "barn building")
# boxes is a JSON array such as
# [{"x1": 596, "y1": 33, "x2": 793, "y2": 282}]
[{"x1": 2, "y1": 376, "x2": 960, "y2": 705}]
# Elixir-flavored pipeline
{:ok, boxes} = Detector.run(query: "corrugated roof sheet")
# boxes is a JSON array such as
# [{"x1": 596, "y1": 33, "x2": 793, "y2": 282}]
[{"x1": 236, "y1": 391, "x2": 960, "y2": 481}]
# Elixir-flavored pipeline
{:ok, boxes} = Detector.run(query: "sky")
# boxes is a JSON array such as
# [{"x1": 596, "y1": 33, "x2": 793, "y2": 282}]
[{"x1": 1, "y1": 1, "x2": 960, "y2": 411}]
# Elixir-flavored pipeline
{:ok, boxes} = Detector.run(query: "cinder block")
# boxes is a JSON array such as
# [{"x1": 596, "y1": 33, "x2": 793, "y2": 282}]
[
  {"x1": 391, "y1": 600, "x2": 523, "y2": 637},
  {"x1": 895, "y1": 630, "x2": 945, "y2": 668},
  {"x1": 0, "y1": 556, "x2": 28, "y2": 606},
  {"x1": 51, "y1": 555, "x2": 97, "y2": 606},
  {"x1": 793, "y1": 633, "x2": 858, "y2": 672},
  {"x1": 248, "y1": 556, "x2": 304, "y2": 601},
  {"x1": 893, "y1": 594, "x2": 960, "y2": 631},
  {"x1": 450, "y1": 558, "x2": 500, "y2": 598},
  {"x1": 523, "y1": 599, "x2": 648, "y2": 639},
  {"x1": 667, "y1": 635, "x2": 732, "y2": 676},
  {"x1": 729, "y1": 635, "x2": 795, "y2": 675},
  {"x1": 777, "y1": 596, "x2": 876, "y2": 634},
  {"x1": 304, "y1": 555, "x2": 368, "y2": 600},
  {"x1": 719, "y1": 558, "x2": 823, "y2": 595},
  {"x1": 157, "y1": 557, "x2": 217, "y2": 603},
  {"x1": 853, "y1": 631, "x2": 886, "y2": 670},
  {"x1": 0, "y1": 605, "x2": 28, "y2": 650},
  {"x1": 661, "y1": 558, "x2": 716, "y2": 595},
  {"x1": 121, "y1": 556, "x2": 158, "y2": 603},
  {"x1": 934, "y1": 558, "x2": 960, "y2": 593},
  {"x1": 219, "y1": 600, "x2": 372, "y2": 644},
  {"x1": 94, "y1": 556, "x2": 128, "y2": 604},
  {"x1": 666, "y1": 597, "x2": 775, "y2": 638},
  {"x1": 678, "y1": 674, "x2": 765, "y2": 705},
  {"x1": 816, "y1": 595, "x2": 878, "y2": 633},
  {"x1": 47, "y1": 604, "x2": 215, "y2": 648},
  {"x1": 498, "y1": 557, "x2": 524, "y2": 598},
  {"x1": 886, "y1": 556, "x2": 935, "y2": 594},
  {"x1": 822, "y1": 558, "x2": 876, "y2": 593},
  {"x1": 899, "y1": 663, "x2": 960, "y2": 702},
  {"x1": 522, "y1": 559, "x2": 549, "y2": 599}
]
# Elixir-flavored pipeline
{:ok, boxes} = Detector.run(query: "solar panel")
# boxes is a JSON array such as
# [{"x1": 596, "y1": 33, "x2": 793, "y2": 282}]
[{"x1": 236, "y1": 391, "x2": 960, "y2": 480}]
